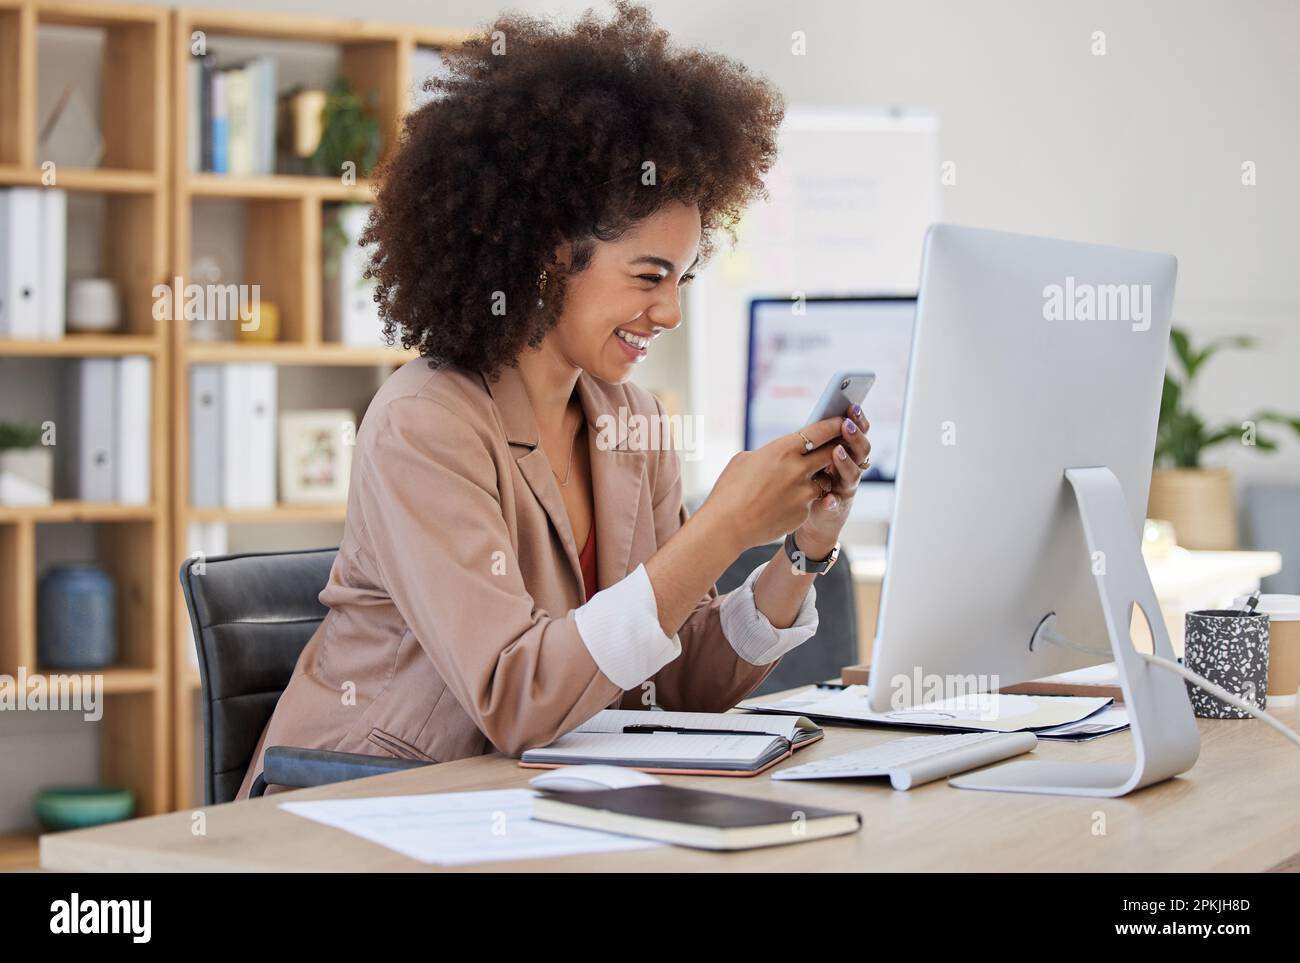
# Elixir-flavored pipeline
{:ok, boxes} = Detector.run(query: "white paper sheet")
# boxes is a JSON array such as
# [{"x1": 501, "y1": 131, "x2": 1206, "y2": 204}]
[
  {"x1": 279, "y1": 789, "x2": 661, "y2": 866},
  {"x1": 740, "y1": 685, "x2": 1111, "y2": 732},
  {"x1": 1035, "y1": 704, "x2": 1131, "y2": 740}
]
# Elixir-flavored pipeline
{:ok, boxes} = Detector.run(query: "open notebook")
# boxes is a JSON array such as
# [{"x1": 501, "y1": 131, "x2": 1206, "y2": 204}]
[{"x1": 519, "y1": 709, "x2": 823, "y2": 777}]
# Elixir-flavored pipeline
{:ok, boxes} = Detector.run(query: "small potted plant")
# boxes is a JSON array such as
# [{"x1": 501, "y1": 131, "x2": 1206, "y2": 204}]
[
  {"x1": 1150, "y1": 328, "x2": 1300, "y2": 549},
  {"x1": 0, "y1": 422, "x2": 53, "y2": 506},
  {"x1": 309, "y1": 78, "x2": 382, "y2": 179}
]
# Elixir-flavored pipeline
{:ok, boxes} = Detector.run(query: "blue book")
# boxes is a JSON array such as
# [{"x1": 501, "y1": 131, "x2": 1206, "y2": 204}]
[{"x1": 211, "y1": 69, "x2": 228, "y2": 174}]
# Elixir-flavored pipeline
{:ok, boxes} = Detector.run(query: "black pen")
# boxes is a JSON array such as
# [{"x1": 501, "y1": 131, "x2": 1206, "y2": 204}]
[{"x1": 622, "y1": 725, "x2": 767, "y2": 737}]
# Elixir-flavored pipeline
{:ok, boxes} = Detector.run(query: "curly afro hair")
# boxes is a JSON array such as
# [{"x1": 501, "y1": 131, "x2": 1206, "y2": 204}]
[{"x1": 362, "y1": 0, "x2": 784, "y2": 376}]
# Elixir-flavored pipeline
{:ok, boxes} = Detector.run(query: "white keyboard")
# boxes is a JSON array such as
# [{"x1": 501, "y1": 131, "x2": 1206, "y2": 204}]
[{"x1": 771, "y1": 731, "x2": 1038, "y2": 790}]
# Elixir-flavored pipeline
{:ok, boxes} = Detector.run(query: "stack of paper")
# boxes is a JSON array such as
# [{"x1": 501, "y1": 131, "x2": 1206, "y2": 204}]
[{"x1": 740, "y1": 685, "x2": 1116, "y2": 735}]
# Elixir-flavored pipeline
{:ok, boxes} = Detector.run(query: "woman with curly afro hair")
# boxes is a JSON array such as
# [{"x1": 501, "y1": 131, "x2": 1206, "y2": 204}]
[{"x1": 237, "y1": 2, "x2": 872, "y2": 797}]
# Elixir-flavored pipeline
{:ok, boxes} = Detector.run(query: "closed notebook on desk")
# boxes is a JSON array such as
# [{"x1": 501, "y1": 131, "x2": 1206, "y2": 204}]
[
  {"x1": 519, "y1": 709, "x2": 823, "y2": 776},
  {"x1": 533, "y1": 784, "x2": 862, "y2": 851}
]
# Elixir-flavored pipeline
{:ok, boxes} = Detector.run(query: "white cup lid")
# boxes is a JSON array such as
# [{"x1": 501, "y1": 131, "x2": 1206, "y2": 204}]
[{"x1": 1231, "y1": 594, "x2": 1300, "y2": 621}]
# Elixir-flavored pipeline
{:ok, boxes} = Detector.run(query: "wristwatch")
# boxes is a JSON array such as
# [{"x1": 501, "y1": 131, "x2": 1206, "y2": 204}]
[{"x1": 783, "y1": 531, "x2": 840, "y2": 576}]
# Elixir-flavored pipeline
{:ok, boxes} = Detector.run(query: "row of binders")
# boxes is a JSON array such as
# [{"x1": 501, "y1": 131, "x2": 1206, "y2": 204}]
[
  {"x1": 62, "y1": 358, "x2": 153, "y2": 504},
  {"x1": 0, "y1": 187, "x2": 67, "y2": 339},
  {"x1": 190, "y1": 363, "x2": 278, "y2": 508},
  {"x1": 189, "y1": 54, "x2": 278, "y2": 175}
]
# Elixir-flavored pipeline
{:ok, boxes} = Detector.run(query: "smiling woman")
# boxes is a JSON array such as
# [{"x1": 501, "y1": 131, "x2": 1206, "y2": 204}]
[{"x1": 234, "y1": 1, "x2": 875, "y2": 800}]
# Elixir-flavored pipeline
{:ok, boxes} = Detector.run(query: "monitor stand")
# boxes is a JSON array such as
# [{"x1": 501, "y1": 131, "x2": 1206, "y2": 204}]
[{"x1": 949, "y1": 466, "x2": 1201, "y2": 797}]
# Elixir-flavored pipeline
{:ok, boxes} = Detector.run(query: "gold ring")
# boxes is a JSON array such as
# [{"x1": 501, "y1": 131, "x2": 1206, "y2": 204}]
[
  {"x1": 797, "y1": 431, "x2": 814, "y2": 453},
  {"x1": 858, "y1": 458, "x2": 871, "y2": 472}
]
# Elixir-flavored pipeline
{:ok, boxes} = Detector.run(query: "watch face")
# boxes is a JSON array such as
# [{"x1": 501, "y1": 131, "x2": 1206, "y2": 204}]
[{"x1": 823, "y1": 543, "x2": 840, "y2": 572}]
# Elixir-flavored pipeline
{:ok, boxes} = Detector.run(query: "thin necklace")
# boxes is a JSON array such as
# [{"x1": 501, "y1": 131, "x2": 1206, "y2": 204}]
[{"x1": 552, "y1": 412, "x2": 584, "y2": 487}]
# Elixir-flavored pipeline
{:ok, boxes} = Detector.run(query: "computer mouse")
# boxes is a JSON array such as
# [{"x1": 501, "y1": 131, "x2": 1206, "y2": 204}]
[{"x1": 528, "y1": 765, "x2": 661, "y2": 793}]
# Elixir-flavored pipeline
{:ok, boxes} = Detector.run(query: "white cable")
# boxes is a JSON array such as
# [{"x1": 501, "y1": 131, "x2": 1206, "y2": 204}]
[
  {"x1": 1137, "y1": 651, "x2": 1300, "y2": 750},
  {"x1": 1039, "y1": 628, "x2": 1300, "y2": 750}
]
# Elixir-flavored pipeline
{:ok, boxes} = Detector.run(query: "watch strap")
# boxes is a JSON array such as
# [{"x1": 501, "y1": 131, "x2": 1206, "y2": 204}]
[{"x1": 783, "y1": 531, "x2": 839, "y2": 575}]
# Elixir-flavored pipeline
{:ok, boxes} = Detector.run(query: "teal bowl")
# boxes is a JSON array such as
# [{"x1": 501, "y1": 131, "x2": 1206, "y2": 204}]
[{"x1": 35, "y1": 786, "x2": 135, "y2": 831}]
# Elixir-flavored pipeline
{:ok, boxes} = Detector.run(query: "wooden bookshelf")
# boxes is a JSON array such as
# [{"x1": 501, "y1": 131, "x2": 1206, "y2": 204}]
[
  {"x1": 167, "y1": 7, "x2": 469, "y2": 810},
  {"x1": 1, "y1": 1, "x2": 469, "y2": 822},
  {"x1": 0, "y1": 1, "x2": 170, "y2": 820}
]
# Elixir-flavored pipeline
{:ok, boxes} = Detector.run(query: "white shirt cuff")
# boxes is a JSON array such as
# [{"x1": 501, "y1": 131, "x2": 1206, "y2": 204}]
[
  {"x1": 573, "y1": 563, "x2": 682, "y2": 690},
  {"x1": 719, "y1": 560, "x2": 819, "y2": 665}
]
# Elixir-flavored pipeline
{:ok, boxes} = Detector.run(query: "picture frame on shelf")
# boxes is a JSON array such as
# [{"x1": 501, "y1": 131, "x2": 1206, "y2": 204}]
[{"x1": 278, "y1": 409, "x2": 356, "y2": 505}]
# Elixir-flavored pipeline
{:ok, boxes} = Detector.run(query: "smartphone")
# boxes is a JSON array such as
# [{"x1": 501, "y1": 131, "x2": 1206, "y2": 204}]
[{"x1": 807, "y1": 370, "x2": 875, "y2": 426}]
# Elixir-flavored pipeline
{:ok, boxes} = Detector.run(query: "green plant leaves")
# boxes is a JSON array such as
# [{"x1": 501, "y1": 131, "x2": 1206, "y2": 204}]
[
  {"x1": 0, "y1": 423, "x2": 43, "y2": 451},
  {"x1": 1156, "y1": 328, "x2": 1299, "y2": 468}
]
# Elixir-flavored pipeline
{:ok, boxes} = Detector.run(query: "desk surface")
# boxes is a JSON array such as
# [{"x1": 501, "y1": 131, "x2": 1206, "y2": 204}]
[{"x1": 41, "y1": 697, "x2": 1300, "y2": 872}]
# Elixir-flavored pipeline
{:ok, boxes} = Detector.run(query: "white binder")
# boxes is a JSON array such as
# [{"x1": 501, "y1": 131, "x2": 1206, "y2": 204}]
[
  {"x1": 39, "y1": 189, "x2": 66, "y2": 339},
  {"x1": 70, "y1": 359, "x2": 118, "y2": 501},
  {"x1": 116, "y1": 356, "x2": 152, "y2": 505},
  {"x1": 0, "y1": 188, "x2": 43, "y2": 338},
  {"x1": 222, "y1": 363, "x2": 277, "y2": 508},
  {"x1": 190, "y1": 364, "x2": 224, "y2": 508}
]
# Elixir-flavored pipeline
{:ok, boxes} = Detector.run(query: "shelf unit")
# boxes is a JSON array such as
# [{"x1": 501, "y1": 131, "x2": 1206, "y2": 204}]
[
  {"x1": 0, "y1": 0, "x2": 170, "y2": 817},
  {"x1": 167, "y1": 8, "x2": 469, "y2": 809},
  {"x1": 2, "y1": 1, "x2": 472, "y2": 820}
]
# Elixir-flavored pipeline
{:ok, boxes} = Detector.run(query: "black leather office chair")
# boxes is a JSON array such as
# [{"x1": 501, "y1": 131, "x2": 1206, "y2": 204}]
[
  {"x1": 716, "y1": 543, "x2": 858, "y2": 695},
  {"x1": 179, "y1": 548, "x2": 430, "y2": 805}
]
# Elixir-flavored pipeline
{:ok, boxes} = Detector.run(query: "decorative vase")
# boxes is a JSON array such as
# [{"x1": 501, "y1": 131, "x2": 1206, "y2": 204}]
[
  {"x1": 66, "y1": 278, "x2": 121, "y2": 333},
  {"x1": 37, "y1": 563, "x2": 116, "y2": 669},
  {"x1": 1147, "y1": 467, "x2": 1237, "y2": 550},
  {"x1": 237, "y1": 300, "x2": 280, "y2": 342},
  {"x1": 0, "y1": 447, "x2": 53, "y2": 506}
]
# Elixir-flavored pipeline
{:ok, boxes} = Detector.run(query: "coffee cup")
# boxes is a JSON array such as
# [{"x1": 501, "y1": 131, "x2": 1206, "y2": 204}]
[{"x1": 1233, "y1": 594, "x2": 1300, "y2": 707}]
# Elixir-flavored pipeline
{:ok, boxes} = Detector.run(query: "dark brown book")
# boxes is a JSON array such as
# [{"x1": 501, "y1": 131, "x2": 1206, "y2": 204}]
[{"x1": 533, "y1": 784, "x2": 862, "y2": 851}]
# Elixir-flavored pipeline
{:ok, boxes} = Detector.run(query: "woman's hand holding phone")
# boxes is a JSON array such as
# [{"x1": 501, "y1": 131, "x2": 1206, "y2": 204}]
[
  {"x1": 794, "y1": 401, "x2": 871, "y2": 557},
  {"x1": 700, "y1": 406, "x2": 871, "y2": 554}
]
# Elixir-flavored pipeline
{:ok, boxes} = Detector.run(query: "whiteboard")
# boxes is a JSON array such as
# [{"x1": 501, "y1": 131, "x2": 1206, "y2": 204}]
[{"x1": 685, "y1": 107, "x2": 940, "y2": 496}]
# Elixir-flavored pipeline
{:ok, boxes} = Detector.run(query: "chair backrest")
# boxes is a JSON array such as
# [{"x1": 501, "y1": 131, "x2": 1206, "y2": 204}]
[
  {"x1": 716, "y1": 543, "x2": 858, "y2": 695},
  {"x1": 179, "y1": 548, "x2": 337, "y2": 805},
  {"x1": 1242, "y1": 483, "x2": 1300, "y2": 594}
]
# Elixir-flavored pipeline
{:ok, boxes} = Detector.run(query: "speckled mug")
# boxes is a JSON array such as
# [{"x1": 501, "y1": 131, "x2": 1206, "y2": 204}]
[{"x1": 1183, "y1": 609, "x2": 1269, "y2": 719}]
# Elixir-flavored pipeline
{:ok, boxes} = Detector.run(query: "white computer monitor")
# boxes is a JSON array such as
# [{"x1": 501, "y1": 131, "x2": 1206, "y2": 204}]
[
  {"x1": 745, "y1": 296, "x2": 915, "y2": 522},
  {"x1": 867, "y1": 224, "x2": 1200, "y2": 797}
]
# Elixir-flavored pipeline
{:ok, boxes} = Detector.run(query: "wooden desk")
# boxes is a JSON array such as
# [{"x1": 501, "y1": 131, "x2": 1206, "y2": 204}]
[{"x1": 40, "y1": 698, "x2": 1300, "y2": 872}]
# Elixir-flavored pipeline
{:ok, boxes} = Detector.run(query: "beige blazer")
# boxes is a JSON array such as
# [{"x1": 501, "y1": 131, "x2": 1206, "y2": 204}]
[{"x1": 235, "y1": 360, "x2": 784, "y2": 799}]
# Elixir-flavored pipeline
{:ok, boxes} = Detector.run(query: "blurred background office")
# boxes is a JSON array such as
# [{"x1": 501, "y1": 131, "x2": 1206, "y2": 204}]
[{"x1": 0, "y1": 0, "x2": 1296, "y2": 850}]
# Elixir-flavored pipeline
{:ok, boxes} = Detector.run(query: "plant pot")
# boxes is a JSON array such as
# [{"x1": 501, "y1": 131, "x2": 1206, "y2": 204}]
[
  {"x1": 1148, "y1": 467, "x2": 1237, "y2": 550},
  {"x1": 0, "y1": 447, "x2": 53, "y2": 506}
]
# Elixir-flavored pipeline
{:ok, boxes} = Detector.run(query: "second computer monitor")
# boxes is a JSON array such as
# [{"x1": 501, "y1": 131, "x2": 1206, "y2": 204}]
[{"x1": 746, "y1": 296, "x2": 915, "y2": 520}]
